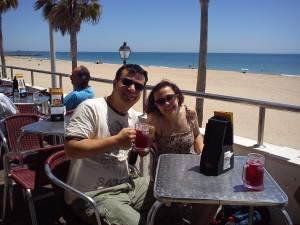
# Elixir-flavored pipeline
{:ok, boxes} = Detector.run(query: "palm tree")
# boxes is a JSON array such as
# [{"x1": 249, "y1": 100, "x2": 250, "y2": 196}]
[
  {"x1": 34, "y1": 0, "x2": 102, "y2": 69},
  {"x1": 0, "y1": 0, "x2": 18, "y2": 78},
  {"x1": 195, "y1": 0, "x2": 209, "y2": 127}
]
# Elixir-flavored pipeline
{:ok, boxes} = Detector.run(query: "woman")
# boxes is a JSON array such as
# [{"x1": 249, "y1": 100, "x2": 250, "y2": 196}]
[
  {"x1": 146, "y1": 80, "x2": 203, "y2": 172},
  {"x1": 146, "y1": 80, "x2": 218, "y2": 225}
]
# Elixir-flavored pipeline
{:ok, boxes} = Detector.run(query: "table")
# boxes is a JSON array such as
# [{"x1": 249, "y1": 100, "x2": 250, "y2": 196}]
[
  {"x1": 0, "y1": 86, "x2": 12, "y2": 94},
  {"x1": 19, "y1": 115, "x2": 70, "y2": 144},
  {"x1": 9, "y1": 95, "x2": 49, "y2": 114},
  {"x1": 9, "y1": 95, "x2": 49, "y2": 104},
  {"x1": 146, "y1": 154, "x2": 293, "y2": 225}
]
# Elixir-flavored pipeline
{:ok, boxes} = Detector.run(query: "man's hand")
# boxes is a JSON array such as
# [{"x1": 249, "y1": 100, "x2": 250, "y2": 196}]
[{"x1": 116, "y1": 128, "x2": 136, "y2": 149}]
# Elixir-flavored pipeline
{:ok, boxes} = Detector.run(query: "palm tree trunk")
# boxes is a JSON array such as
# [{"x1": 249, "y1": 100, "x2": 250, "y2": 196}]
[
  {"x1": 196, "y1": 0, "x2": 209, "y2": 127},
  {"x1": 0, "y1": 14, "x2": 7, "y2": 78},
  {"x1": 70, "y1": 29, "x2": 77, "y2": 70}
]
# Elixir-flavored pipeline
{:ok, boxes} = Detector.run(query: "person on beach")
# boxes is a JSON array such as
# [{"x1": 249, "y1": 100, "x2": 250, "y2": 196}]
[
  {"x1": 64, "y1": 64, "x2": 155, "y2": 225},
  {"x1": 64, "y1": 65, "x2": 94, "y2": 111},
  {"x1": 146, "y1": 80, "x2": 218, "y2": 225}
]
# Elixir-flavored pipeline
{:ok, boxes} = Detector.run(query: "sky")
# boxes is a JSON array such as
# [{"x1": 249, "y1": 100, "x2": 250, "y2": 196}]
[{"x1": 2, "y1": 0, "x2": 300, "y2": 54}]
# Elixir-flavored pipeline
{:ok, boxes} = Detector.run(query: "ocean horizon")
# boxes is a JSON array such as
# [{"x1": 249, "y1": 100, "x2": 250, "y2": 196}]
[{"x1": 6, "y1": 51, "x2": 300, "y2": 77}]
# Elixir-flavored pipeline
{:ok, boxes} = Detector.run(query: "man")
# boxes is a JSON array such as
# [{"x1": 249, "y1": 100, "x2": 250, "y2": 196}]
[
  {"x1": 64, "y1": 64, "x2": 154, "y2": 225},
  {"x1": 0, "y1": 93, "x2": 17, "y2": 120},
  {"x1": 64, "y1": 65, "x2": 94, "y2": 111}
]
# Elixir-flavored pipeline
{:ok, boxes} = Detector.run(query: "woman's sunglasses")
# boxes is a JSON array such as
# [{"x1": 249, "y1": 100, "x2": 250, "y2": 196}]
[
  {"x1": 155, "y1": 94, "x2": 178, "y2": 105},
  {"x1": 121, "y1": 78, "x2": 145, "y2": 91}
]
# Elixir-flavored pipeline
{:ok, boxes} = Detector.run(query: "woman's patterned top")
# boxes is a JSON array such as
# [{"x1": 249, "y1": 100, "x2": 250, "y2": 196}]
[{"x1": 151, "y1": 106, "x2": 195, "y2": 179}]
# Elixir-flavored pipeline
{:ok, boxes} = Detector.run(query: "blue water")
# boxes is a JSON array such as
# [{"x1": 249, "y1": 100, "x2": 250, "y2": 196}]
[{"x1": 6, "y1": 51, "x2": 300, "y2": 76}]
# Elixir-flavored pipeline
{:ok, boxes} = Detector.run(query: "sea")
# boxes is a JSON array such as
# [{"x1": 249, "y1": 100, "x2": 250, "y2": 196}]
[{"x1": 6, "y1": 51, "x2": 300, "y2": 77}]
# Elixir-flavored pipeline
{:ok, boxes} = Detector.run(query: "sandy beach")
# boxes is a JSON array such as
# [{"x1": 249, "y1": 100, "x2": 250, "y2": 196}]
[{"x1": 4, "y1": 56, "x2": 300, "y2": 150}]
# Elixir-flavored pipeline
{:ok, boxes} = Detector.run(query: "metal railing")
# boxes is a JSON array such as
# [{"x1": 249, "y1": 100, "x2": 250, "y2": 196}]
[{"x1": 2, "y1": 65, "x2": 300, "y2": 147}]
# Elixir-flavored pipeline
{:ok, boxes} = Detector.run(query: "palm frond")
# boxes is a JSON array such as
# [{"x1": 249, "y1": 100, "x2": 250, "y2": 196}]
[{"x1": 0, "y1": 0, "x2": 18, "y2": 13}]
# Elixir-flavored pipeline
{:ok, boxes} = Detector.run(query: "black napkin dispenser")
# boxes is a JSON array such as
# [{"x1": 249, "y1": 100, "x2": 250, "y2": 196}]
[
  {"x1": 49, "y1": 88, "x2": 64, "y2": 122},
  {"x1": 200, "y1": 115, "x2": 234, "y2": 176}
]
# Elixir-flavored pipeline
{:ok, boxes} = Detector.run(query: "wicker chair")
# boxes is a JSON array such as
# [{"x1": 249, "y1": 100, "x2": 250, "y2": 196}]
[
  {"x1": 45, "y1": 151, "x2": 141, "y2": 225},
  {"x1": 2, "y1": 144, "x2": 64, "y2": 225},
  {"x1": 1, "y1": 113, "x2": 64, "y2": 225},
  {"x1": 15, "y1": 103, "x2": 40, "y2": 115},
  {"x1": 45, "y1": 150, "x2": 103, "y2": 225},
  {"x1": 2, "y1": 114, "x2": 41, "y2": 157}
]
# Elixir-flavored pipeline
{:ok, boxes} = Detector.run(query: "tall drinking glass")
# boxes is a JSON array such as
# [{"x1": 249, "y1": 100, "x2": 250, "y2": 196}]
[
  {"x1": 242, "y1": 153, "x2": 265, "y2": 191},
  {"x1": 134, "y1": 123, "x2": 154, "y2": 153},
  {"x1": 33, "y1": 91, "x2": 40, "y2": 104}
]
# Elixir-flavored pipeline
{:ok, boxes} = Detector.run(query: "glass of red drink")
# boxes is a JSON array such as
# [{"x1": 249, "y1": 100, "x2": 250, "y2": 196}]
[
  {"x1": 242, "y1": 153, "x2": 265, "y2": 191},
  {"x1": 134, "y1": 123, "x2": 153, "y2": 153}
]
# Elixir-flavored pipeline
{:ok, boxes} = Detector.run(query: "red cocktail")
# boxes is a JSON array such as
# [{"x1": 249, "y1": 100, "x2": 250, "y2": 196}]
[
  {"x1": 243, "y1": 153, "x2": 265, "y2": 191},
  {"x1": 136, "y1": 129, "x2": 150, "y2": 149},
  {"x1": 135, "y1": 123, "x2": 153, "y2": 153}
]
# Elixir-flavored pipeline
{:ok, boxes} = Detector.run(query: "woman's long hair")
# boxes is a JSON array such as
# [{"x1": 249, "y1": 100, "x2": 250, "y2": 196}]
[{"x1": 146, "y1": 80, "x2": 184, "y2": 115}]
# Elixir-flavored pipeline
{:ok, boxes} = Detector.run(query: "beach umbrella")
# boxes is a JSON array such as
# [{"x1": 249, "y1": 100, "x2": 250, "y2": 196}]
[{"x1": 196, "y1": 0, "x2": 209, "y2": 126}]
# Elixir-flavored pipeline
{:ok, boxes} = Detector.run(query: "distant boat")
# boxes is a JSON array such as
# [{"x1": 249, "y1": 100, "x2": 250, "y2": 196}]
[{"x1": 241, "y1": 68, "x2": 248, "y2": 73}]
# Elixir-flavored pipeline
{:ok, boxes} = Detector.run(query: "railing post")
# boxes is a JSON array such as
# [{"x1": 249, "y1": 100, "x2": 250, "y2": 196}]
[
  {"x1": 10, "y1": 68, "x2": 14, "y2": 80},
  {"x1": 31, "y1": 70, "x2": 34, "y2": 87},
  {"x1": 257, "y1": 106, "x2": 266, "y2": 147},
  {"x1": 59, "y1": 75, "x2": 63, "y2": 88},
  {"x1": 142, "y1": 89, "x2": 147, "y2": 115}
]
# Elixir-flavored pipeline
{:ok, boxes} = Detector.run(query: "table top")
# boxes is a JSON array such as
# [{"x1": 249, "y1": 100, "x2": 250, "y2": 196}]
[
  {"x1": 9, "y1": 95, "x2": 49, "y2": 104},
  {"x1": 0, "y1": 86, "x2": 12, "y2": 94},
  {"x1": 154, "y1": 154, "x2": 288, "y2": 207},
  {"x1": 21, "y1": 116, "x2": 70, "y2": 137}
]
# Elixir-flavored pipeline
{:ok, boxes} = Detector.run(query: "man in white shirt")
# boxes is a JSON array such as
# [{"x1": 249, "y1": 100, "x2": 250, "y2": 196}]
[
  {"x1": 0, "y1": 93, "x2": 17, "y2": 120},
  {"x1": 65, "y1": 64, "x2": 154, "y2": 225}
]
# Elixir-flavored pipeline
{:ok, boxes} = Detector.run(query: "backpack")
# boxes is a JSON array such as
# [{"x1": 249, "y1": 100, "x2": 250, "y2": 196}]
[{"x1": 214, "y1": 205, "x2": 270, "y2": 225}]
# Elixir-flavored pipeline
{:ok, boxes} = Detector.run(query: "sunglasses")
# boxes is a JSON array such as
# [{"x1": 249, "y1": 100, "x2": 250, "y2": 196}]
[
  {"x1": 121, "y1": 78, "x2": 145, "y2": 91},
  {"x1": 155, "y1": 94, "x2": 178, "y2": 105}
]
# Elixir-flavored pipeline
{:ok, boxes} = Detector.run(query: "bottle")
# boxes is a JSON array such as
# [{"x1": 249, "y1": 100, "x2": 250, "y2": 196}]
[
  {"x1": 12, "y1": 76, "x2": 19, "y2": 99},
  {"x1": 225, "y1": 216, "x2": 236, "y2": 225}
]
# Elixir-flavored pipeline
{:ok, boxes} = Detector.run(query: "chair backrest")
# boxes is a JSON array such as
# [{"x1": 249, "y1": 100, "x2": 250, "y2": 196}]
[
  {"x1": 3, "y1": 114, "x2": 42, "y2": 153},
  {"x1": 15, "y1": 103, "x2": 40, "y2": 114},
  {"x1": 45, "y1": 150, "x2": 103, "y2": 225},
  {"x1": 45, "y1": 150, "x2": 71, "y2": 219},
  {"x1": 32, "y1": 144, "x2": 65, "y2": 189}
]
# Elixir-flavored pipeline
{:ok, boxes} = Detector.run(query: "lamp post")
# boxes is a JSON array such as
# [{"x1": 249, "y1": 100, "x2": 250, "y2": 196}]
[{"x1": 119, "y1": 42, "x2": 131, "y2": 65}]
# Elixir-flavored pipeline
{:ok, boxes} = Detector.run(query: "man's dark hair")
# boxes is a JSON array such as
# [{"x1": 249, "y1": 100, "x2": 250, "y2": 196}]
[
  {"x1": 77, "y1": 65, "x2": 90, "y2": 88},
  {"x1": 115, "y1": 64, "x2": 148, "y2": 84}
]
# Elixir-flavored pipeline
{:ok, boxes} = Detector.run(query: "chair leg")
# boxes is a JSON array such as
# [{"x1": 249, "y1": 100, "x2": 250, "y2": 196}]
[
  {"x1": 1, "y1": 154, "x2": 11, "y2": 221},
  {"x1": 24, "y1": 189, "x2": 38, "y2": 225},
  {"x1": 1, "y1": 175, "x2": 8, "y2": 221},
  {"x1": 2, "y1": 175, "x2": 17, "y2": 220},
  {"x1": 9, "y1": 180, "x2": 14, "y2": 211}
]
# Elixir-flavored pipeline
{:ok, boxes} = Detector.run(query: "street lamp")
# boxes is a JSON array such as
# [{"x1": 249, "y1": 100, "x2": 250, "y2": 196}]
[{"x1": 119, "y1": 42, "x2": 131, "y2": 65}]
